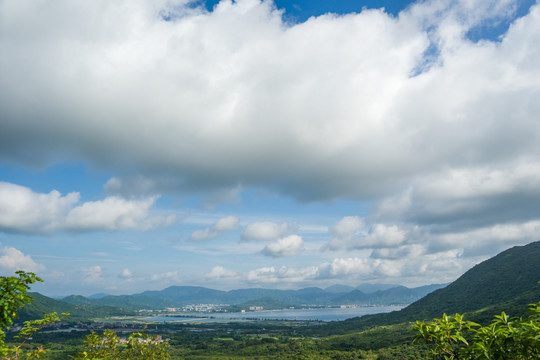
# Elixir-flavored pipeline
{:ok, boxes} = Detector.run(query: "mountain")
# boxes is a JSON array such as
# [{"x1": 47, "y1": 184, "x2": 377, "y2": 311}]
[
  {"x1": 325, "y1": 285, "x2": 356, "y2": 293},
  {"x1": 62, "y1": 283, "x2": 445, "y2": 310},
  {"x1": 332, "y1": 290, "x2": 371, "y2": 304},
  {"x1": 141, "y1": 286, "x2": 226, "y2": 304},
  {"x1": 330, "y1": 284, "x2": 448, "y2": 306},
  {"x1": 88, "y1": 292, "x2": 110, "y2": 299},
  {"x1": 400, "y1": 241, "x2": 540, "y2": 322},
  {"x1": 342, "y1": 241, "x2": 540, "y2": 329},
  {"x1": 356, "y1": 283, "x2": 400, "y2": 293},
  {"x1": 66, "y1": 294, "x2": 173, "y2": 310},
  {"x1": 17, "y1": 292, "x2": 135, "y2": 322}
]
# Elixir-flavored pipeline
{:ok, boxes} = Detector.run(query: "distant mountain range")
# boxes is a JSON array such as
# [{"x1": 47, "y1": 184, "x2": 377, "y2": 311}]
[
  {"x1": 19, "y1": 241, "x2": 540, "y2": 326},
  {"x1": 59, "y1": 283, "x2": 447, "y2": 310}
]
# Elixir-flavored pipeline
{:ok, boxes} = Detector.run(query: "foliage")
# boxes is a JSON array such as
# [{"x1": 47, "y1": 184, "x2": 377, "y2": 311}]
[
  {"x1": 75, "y1": 329, "x2": 170, "y2": 360},
  {"x1": 18, "y1": 293, "x2": 134, "y2": 323},
  {"x1": 413, "y1": 299, "x2": 540, "y2": 359},
  {"x1": 1, "y1": 272, "x2": 169, "y2": 360},
  {"x1": 0, "y1": 271, "x2": 67, "y2": 359},
  {"x1": 345, "y1": 241, "x2": 540, "y2": 331},
  {"x1": 0, "y1": 272, "x2": 42, "y2": 330}
]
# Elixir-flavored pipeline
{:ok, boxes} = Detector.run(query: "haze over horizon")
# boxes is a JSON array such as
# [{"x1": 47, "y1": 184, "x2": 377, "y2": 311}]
[{"x1": 1, "y1": 0, "x2": 540, "y2": 297}]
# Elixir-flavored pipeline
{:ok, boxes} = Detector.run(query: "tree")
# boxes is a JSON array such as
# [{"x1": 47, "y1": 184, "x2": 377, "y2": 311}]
[
  {"x1": 75, "y1": 329, "x2": 170, "y2": 360},
  {"x1": 413, "y1": 299, "x2": 540, "y2": 359},
  {"x1": 0, "y1": 271, "x2": 65, "y2": 359},
  {"x1": 0, "y1": 271, "x2": 170, "y2": 360}
]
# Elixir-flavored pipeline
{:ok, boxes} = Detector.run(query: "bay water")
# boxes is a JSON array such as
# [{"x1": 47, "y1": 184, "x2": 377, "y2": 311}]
[{"x1": 143, "y1": 305, "x2": 404, "y2": 323}]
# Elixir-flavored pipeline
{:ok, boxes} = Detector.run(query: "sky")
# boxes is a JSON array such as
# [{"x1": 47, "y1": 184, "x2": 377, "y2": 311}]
[{"x1": 1, "y1": 0, "x2": 539, "y2": 297}]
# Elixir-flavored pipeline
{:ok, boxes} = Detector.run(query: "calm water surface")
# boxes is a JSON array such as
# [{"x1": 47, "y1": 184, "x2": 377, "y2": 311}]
[{"x1": 143, "y1": 305, "x2": 404, "y2": 323}]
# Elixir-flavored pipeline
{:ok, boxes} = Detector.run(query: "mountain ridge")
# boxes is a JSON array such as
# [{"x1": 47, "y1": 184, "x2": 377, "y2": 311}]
[
  {"x1": 335, "y1": 240, "x2": 540, "y2": 331},
  {"x1": 61, "y1": 283, "x2": 447, "y2": 310}
]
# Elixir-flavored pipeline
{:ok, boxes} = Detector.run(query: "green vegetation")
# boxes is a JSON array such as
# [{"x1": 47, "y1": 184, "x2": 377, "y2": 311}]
[
  {"x1": 0, "y1": 271, "x2": 66, "y2": 359},
  {"x1": 1, "y1": 271, "x2": 169, "y2": 360},
  {"x1": 2, "y1": 241, "x2": 539, "y2": 359},
  {"x1": 413, "y1": 299, "x2": 540, "y2": 359},
  {"x1": 75, "y1": 329, "x2": 170, "y2": 359},
  {"x1": 18, "y1": 293, "x2": 134, "y2": 322},
  {"x1": 330, "y1": 241, "x2": 540, "y2": 333}
]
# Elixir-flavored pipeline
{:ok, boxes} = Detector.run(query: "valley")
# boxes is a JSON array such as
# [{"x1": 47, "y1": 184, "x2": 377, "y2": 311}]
[{"x1": 5, "y1": 241, "x2": 539, "y2": 359}]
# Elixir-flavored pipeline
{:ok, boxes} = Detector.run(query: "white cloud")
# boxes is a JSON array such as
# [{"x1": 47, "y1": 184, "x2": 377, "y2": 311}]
[
  {"x1": 374, "y1": 162, "x2": 540, "y2": 228},
  {"x1": 104, "y1": 176, "x2": 156, "y2": 198},
  {"x1": 245, "y1": 265, "x2": 318, "y2": 285},
  {"x1": 119, "y1": 268, "x2": 133, "y2": 279},
  {"x1": 246, "y1": 266, "x2": 277, "y2": 282},
  {"x1": 327, "y1": 216, "x2": 365, "y2": 250},
  {"x1": 189, "y1": 215, "x2": 239, "y2": 241},
  {"x1": 202, "y1": 187, "x2": 242, "y2": 209},
  {"x1": 427, "y1": 220, "x2": 540, "y2": 256},
  {"x1": 171, "y1": 245, "x2": 475, "y2": 288},
  {"x1": 214, "y1": 216, "x2": 240, "y2": 231},
  {"x1": 0, "y1": 182, "x2": 176, "y2": 234},
  {"x1": 371, "y1": 244, "x2": 425, "y2": 260},
  {"x1": 242, "y1": 221, "x2": 295, "y2": 241},
  {"x1": 261, "y1": 234, "x2": 303, "y2": 257},
  {"x1": 2, "y1": 0, "x2": 538, "y2": 203},
  {"x1": 64, "y1": 196, "x2": 163, "y2": 231},
  {"x1": 0, "y1": 246, "x2": 45, "y2": 273},
  {"x1": 316, "y1": 258, "x2": 373, "y2": 279},
  {"x1": 1, "y1": 0, "x2": 540, "y2": 291},
  {"x1": 254, "y1": 250, "x2": 469, "y2": 286},
  {"x1": 83, "y1": 265, "x2": 103, "y2": 283},
  {"x1": 150, "y1": 270, "x2": 180, "y2": 282},
  {"x1": 331, "y1": 216, "x2": 364, "y2": 237},
  {"x1": 0, "y1": 182, "x2": 79, "y2": 233},
  {"x1": 362, "y1": 224, "x2": 407, "y2": 248},
  {"x1": 189, "y1": 228, "x2": 219, "y2": 242},
  {"x1": 241, "y1": 256, "x2": 409, "y2": 285},
  {"x1": 205, "y1": 266, "x2": 238, "y2": 280},
  {"x1": 327, "y1": 217, "x2": 407, "y2": 251}
]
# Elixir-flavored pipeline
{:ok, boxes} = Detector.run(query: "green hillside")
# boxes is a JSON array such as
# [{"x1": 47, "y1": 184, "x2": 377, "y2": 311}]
[
  {"x1": 64, "y1": 293, "x2": 172, "y2": 310},
  {"x1": 17, "y1": 292, "x2": 135, "y2": 322},
  {"x1": 341, "y1": 241, "x2": 540, "y2": 331}
]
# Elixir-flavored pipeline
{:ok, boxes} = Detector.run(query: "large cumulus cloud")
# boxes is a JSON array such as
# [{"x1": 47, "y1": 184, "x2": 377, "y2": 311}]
[
  {"x1": 0, "y1": 182, "x2": 175, "y2": 234},
  {"x1": 2, "y1": 0, "x2": 539, "y2": 202},
  {"x1": 2, "y1": 0, "x2": 540, "y2": 291}
]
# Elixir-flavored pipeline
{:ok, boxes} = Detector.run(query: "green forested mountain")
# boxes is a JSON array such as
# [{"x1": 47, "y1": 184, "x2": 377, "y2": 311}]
[
  {"x1": 63, "y1": 293, "x2": 172, "y2": 310},
  {"x1": 340, "y1": 241, "x2": 540, "y2": 331},
  {"x1": 17, "y1": 292, "x2": 135, "y2": 322}
]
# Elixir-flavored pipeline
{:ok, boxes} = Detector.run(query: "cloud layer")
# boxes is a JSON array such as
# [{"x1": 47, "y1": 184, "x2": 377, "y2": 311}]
[
  {"x1": 0, "y1": 246, "x2": 45, "y2": 273},
  {"x1": 190, "y1": 215, "x2": 239, "y2": 241},
  {"x1": 2, "y1": 0, "x2": 539, "y2": 202},
  {"x1": 242, "y1": 221, "x2": 296, "y2": 241},
  {"x1": 1, "y1": 0, "x2": 540, "y2": 293},
  {"x1": 0, "y1": 182, "x2": 175, "y2": 234},
  {"x1": 261, "y1": 234, "x2": 304, "y2": 257}
]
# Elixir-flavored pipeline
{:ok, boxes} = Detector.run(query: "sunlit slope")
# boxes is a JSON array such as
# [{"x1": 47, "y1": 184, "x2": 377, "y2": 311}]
[
  {"x1": 346, "y1": 241, "x2": 540, "y2": 329},
  {"x1": 17, "y1": 292, "x2": 135, "y2": 322}
]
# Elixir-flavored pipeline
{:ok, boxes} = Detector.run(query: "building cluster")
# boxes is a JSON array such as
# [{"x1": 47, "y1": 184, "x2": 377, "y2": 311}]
[{"x1": 139, "y1": 304, "x2": 230, "y2": 313}]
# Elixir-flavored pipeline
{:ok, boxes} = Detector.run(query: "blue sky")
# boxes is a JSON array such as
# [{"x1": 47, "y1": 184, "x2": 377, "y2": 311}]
[{"x1": 1, "y1": 0, "x2": 540, "y2": 296}]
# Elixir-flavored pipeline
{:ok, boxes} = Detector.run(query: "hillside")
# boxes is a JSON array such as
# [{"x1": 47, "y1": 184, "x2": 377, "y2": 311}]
[
  {"x1": 340, "y1": 241, "x2": 540, "y2": 331},
  {"x1": 17, "y1": 292, "x2": 135, "y2": 322},
  {"x1": 63, "y1": 293, "x2": 173, "y2": 310}
]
